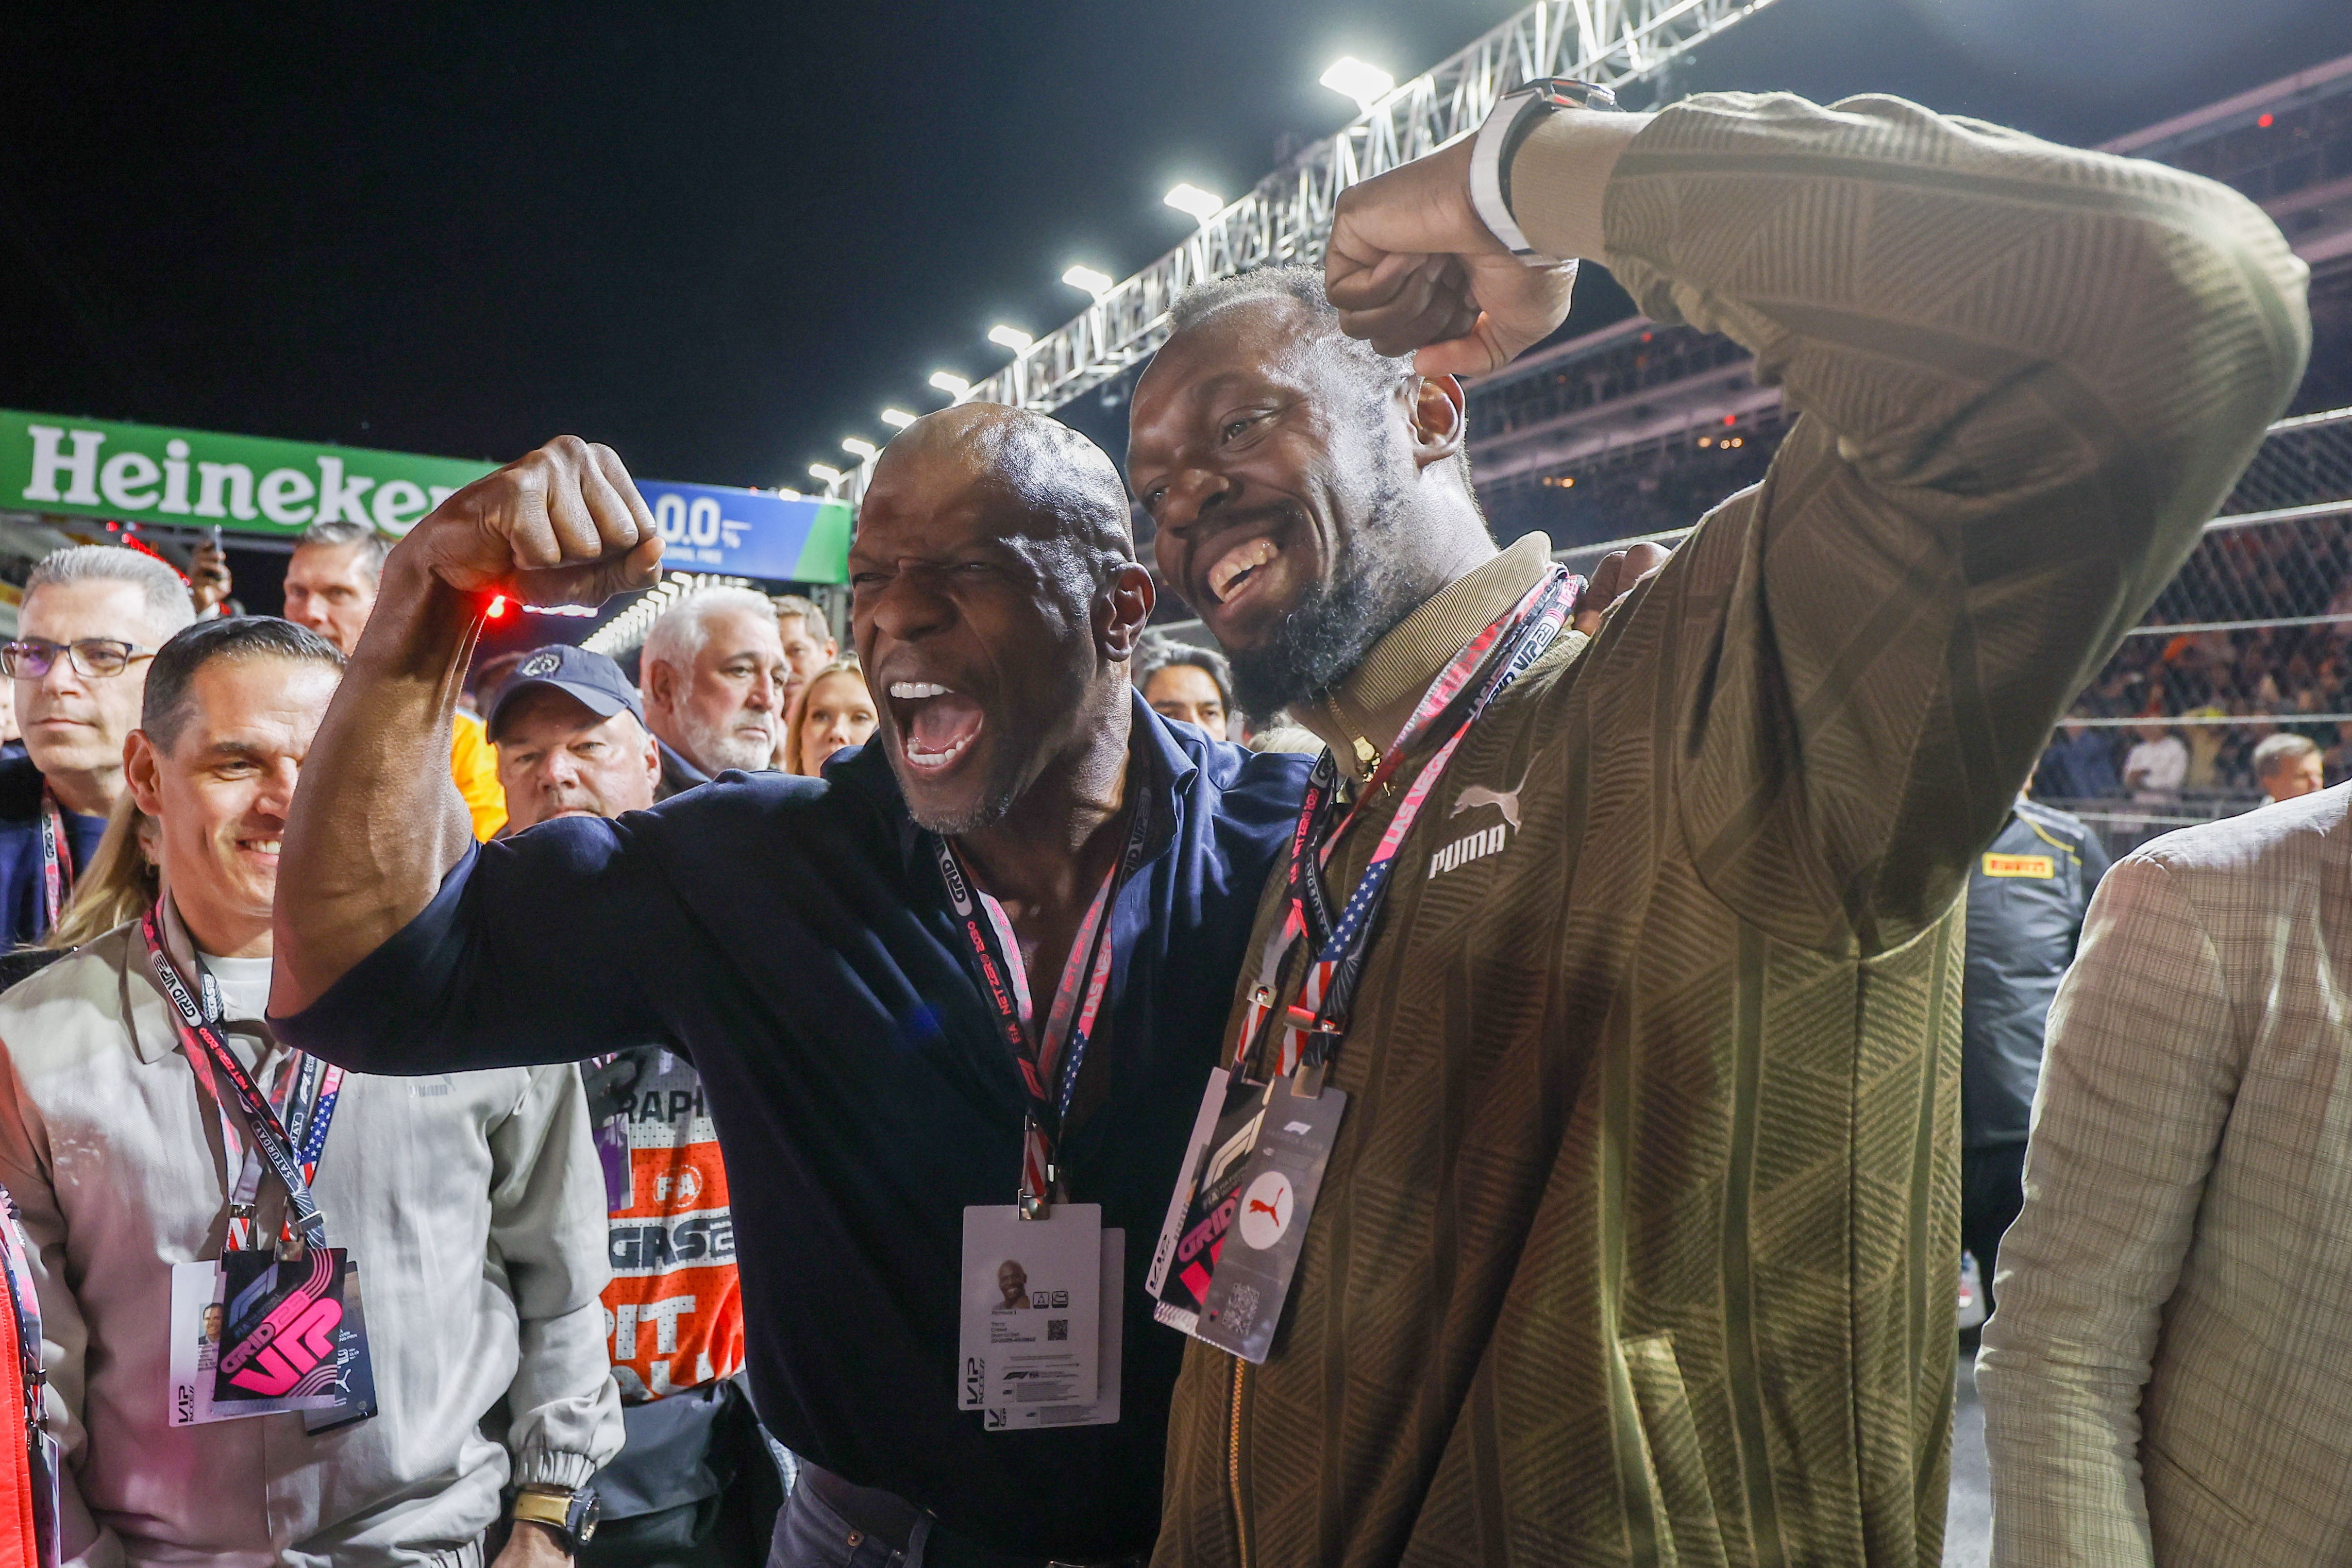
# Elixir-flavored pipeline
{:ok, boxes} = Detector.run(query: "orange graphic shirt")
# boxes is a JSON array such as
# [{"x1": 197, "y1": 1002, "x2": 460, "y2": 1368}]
[{"x1": 598, "y1": 1051, "x2": 743, "y2": 1400}]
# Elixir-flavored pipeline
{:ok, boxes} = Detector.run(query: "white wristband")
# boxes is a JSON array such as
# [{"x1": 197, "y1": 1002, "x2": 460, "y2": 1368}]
[{"x1": 1468, "y1": 95, "x2": 1564, "y2": 266}]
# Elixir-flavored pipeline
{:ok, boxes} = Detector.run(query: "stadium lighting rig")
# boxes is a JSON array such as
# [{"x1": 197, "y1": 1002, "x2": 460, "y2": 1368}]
[
  {"x1": 808, "y1": 0, "x2": 1785, "y2": 502},
  {"x1": 1163, "y1": 183, "x2": 1225, "y2": 224},
  {"x1": 879, "y1": 408, "x2": 917, "y2": 429},
  {"x1": 581, "y1": 570, "x2": 761, "y2": 657},
  {"x1": 841, "y1": 436, "x2": 878, "y2": 460},
  {"x1": 808, "y1": 461, "x2": 843, "y2": 485},
  {"x1": 1320, "y1": 57, "x2": 1396, "y2": 113}
]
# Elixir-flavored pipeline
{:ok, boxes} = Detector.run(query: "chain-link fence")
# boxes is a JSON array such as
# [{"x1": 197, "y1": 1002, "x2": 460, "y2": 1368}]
[{"x1": 1555, "y1": 406, "x2": 2352, "y2": 854}]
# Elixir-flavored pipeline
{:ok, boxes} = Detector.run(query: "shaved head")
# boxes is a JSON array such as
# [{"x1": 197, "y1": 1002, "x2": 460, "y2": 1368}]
[
  {"x1": 850, "y1": 403, "x2": 1155, "y2": 835},
  {"x1": 872, "y1": 404, "x2": 1135, "y2": 591}
]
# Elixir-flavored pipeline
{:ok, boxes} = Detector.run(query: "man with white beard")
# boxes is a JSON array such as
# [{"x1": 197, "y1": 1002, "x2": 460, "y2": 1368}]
[{"x1": 638, "y1": 587, "x2": 789, "y2": 799}]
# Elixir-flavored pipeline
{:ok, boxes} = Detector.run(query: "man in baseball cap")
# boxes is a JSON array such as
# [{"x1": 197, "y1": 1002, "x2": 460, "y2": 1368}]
[{"x1": 489, "y1": 645, "x2": 661, "y2": 831}]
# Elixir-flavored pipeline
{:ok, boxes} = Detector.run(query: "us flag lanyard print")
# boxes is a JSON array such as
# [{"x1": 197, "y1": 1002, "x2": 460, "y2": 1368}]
[
  {"x1": 140, "y1": 906, "x2": 341, "y2": 1256},
  {"x1": 35, "y1": 789, "x2": 72, "y2": 936},
  {"x1": 1240, "y1": 568, "x2": 1576, "y2": 1086},
  {"x1": 933, "y1": 787, "x2": 1152, "y2": 1219}
]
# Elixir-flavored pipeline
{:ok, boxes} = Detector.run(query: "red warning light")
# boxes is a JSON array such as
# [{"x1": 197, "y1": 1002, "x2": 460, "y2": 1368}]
[
  {"x1": 2258, "y1": 113, "x2": 2274, "y2": 128},
  {"x1": 1723, "y1": 414, "x2": 1737, "y2": 426},
  {"x1": 485, "y1": 595, "x2": 509, "y2": 620}
]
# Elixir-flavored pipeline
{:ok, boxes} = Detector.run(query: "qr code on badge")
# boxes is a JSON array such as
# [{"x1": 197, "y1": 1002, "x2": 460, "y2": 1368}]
[{"x1": 1047, "y1": 1319, "x2": 1068, "y2": 1342}]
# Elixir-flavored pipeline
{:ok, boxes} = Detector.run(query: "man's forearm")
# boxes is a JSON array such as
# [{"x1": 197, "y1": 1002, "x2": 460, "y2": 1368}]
[{"x1": 273, "y1": 546, "x2": 481, "y2": 1015}]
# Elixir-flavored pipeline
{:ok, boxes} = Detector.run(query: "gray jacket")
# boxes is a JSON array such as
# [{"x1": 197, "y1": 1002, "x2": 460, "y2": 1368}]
[{"x1": 0, "y1": 917, "x2": 621, "y2": 1567}]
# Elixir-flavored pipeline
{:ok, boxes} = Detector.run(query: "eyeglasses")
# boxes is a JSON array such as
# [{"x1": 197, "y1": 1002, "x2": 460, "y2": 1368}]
[{"x1": 0, "y1": 638, "x2": 158, "y2": 679}]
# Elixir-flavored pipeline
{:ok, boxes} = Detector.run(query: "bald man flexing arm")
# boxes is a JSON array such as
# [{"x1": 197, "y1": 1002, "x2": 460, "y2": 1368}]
[{"x1": 270, "y1": 409, "x2": 1316, "y2": 1567}]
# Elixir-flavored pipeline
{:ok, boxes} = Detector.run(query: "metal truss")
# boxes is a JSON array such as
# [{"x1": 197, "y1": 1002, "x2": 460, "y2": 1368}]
[{"x1": 833, "y1": 0, "x2": 1780, "y2": 500}]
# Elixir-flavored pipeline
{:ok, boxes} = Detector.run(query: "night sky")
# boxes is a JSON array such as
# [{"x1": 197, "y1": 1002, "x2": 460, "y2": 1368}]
[{"x1": 6, "y1": 0, "x2": 2348, "y2": 514}]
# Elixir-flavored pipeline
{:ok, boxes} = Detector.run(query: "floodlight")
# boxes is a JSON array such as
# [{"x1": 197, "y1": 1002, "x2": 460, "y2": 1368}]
[
  {"x1": 1062, "y1": 265, "x2": 1115, "y2": 299},
  {"x1": 1164, "y1": 183, "x2": 1224, "y2": 224},
  {"x1": 777, "y1": 487, "x2": 803, "y2": 499},
  {"x1": 842, "y1": 436, "x2": 878, "y2": 459},
  {"x1": 1320, "y1": 57, "x2": 1395, "y2": 112},
  {"x1": 879, "y1": 408, "x2": 917, "y2": 429},
  {"x1": 929, "y1": 370, "x2": 971, "y2": 398},
  {"x1": 988, "y1": 325, "x2": 1035, "y2": 352},
  {"x1": 809, "y1": 462, "x2": 844, "y2": 484}
]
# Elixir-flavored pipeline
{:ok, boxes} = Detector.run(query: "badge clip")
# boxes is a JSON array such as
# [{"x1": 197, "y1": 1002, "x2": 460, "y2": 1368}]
[{"x1": 1290, "y1": 1060, "x2": 1329, "y2": 1099}]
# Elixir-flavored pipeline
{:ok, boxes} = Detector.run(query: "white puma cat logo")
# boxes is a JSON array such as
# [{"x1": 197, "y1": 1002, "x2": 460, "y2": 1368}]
[{"x1": 1450, "y1": 773, "x2": 1525, "y2": 831}]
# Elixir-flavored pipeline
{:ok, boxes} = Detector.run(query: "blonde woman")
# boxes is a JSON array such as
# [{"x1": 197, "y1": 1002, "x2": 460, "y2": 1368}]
[
  {"x1": 782, "y1": 657, "x2": 877, "y2": 777},
  {"x1": 41, "y1": 791, "x2": 157, "y2": 951}
]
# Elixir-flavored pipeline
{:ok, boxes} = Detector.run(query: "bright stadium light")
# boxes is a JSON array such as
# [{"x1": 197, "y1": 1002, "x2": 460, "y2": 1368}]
[
  {"x1": 928, "y1": 370, "x2": 971, "y2": 398},
  {"x1": 988, "y1": 324, "x2": 1035, "y2": 353},
  {"x1": 777, "y1": 486, "x2": 803, "y2": 499},
  {"x1": 879, "y1": 407, "x2": 917, "y2": 429},
  {"x1": 842, "y1": 436, "x2": 878, "y2": 460},
  {"x1": 1062, "y1": 264, "x2": 1115, "y2": 299},
  {"x1": 809, "y1": 462, "x2": 843, "y2": 484},
  {"x1": 1320, "y1": 57, "x2": 1396, "y2": 112},
  {"x1": 1164, "y1": 183, "x2": 1224, "y2": 224}
]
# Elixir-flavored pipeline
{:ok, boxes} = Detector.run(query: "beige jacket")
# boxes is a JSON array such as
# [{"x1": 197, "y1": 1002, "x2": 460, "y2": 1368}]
[
  {"x1": 0, "y1": 918, "x2": 621, "y2": 1567},
  {"x1": 1981, "y1": 785, "x2": 2352, "y2": 1565}
]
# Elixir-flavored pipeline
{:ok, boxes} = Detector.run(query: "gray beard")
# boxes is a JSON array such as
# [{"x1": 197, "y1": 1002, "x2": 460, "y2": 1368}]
[{"x1": 675, "y1": 709, "x2": 775, "y2": 775}]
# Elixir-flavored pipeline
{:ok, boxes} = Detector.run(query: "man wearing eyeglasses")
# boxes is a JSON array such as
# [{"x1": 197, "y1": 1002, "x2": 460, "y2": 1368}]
[{"x1": 0, "y1": 546, "x2": 195, "y2": 948}]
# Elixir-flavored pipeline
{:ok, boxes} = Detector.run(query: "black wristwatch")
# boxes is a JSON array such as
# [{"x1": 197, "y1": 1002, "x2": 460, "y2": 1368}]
[
  {"x1": 1468, "y1": 78, "x2": 1622, "y2": 264},
  {"x1": 513, "y1": 1485, "x2": 601, "y2": 1550}
]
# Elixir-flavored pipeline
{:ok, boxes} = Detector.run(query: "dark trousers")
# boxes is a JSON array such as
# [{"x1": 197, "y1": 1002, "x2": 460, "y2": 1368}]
[{"x1": 1961, "y1": 1141, "x2": 2029, "y2": 1316}]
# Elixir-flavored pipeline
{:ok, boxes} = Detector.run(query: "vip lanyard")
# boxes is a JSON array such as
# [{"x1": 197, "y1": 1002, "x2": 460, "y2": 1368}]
[
  {"x1": 35, "y1": 787, "x2": 73, "y2": 937},
  {"x1": 1241, "y1": 569, "x2": 1575, "y2": 1083},
  {"x1": 139, "y1": 907, "x2": 342, "y2": 1254},
  {"x1": 933, "y1": 786, "x2": 1153, "y2": 1217}
]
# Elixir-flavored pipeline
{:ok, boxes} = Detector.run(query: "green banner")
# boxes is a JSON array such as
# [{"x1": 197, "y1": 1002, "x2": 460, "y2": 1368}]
[{"x1": 0, "y1": 409, "x2": 497, "y2": 540}]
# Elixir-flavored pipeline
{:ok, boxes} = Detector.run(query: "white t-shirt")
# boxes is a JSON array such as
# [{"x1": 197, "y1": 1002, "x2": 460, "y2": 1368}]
[{"x1": 2123, "y1": 734, "x2": 2189, "y2": 800}]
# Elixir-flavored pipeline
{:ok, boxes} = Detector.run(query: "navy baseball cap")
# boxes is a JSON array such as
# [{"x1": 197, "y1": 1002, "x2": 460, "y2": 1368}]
[{"x1": 487, "y1": 645, "x2": 645, "y2": 741}]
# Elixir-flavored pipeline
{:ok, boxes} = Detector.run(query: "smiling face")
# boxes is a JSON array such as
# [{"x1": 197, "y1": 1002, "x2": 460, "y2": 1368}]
[
  {"x1": 1128, "y1": 292, "x2": 1474, "y2": 717},
  {"x1": 494, "y1": 687, "x2": 661, "y2": 830},
  {"x1": 18, "y1": 578, "x2": 169, "y2": 797},
  {"x1": 850, "y1": 406, "x2": 1144, "y2": 835},
  {"x1": 792, "y1": 668, "x2": 878, "y2": 776},
  {"x1": 125, "y1": 655, "x2": 340, "y2": 958}
]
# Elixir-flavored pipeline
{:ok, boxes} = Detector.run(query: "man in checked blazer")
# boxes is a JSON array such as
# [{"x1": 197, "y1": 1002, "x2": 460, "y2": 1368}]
[{"x1": 1980, "y1": 782, "x2": 2352, "y2": 1564}]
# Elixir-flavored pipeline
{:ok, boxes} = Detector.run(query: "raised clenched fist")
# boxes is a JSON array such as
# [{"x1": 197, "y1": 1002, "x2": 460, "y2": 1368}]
[
  {"x1": 1324, "y1": 138, "x2": 1578, "y2": 377},
  {"x1": 397, "y1": 436, "x2": 663, "y2": 607}
]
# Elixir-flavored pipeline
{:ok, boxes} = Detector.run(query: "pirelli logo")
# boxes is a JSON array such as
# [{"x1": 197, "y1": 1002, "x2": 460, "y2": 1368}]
[{"x1": 1981, "y1": 853, "x2": 2056, "y2": 879}]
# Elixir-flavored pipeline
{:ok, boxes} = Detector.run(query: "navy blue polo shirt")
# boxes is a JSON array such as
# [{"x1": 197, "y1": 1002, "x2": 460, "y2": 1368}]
[
  {"x1": 279, "y1": 693, "x2": 1308, "y2": 1559},
  {"x1": 0, "y1": 750, "x2": 108, "y2": 950}
]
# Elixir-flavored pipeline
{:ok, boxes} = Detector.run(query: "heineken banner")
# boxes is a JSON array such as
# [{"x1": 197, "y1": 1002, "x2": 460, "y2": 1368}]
[{"x1": 0, "y1": 409, "x2": 850, "y2": 584}]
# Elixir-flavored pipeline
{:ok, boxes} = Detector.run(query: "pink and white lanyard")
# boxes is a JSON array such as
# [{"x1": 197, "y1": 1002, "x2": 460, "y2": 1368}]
[
  {"x1": 35, "y1": 789, "x2": 72, "y2": 937},
  {"x1": 139, "y1": 907, "x2": 343, "y2": 1255},
  {"x1": 1239, "y1": 568, "x2": 1576, "y2": 1084},
  {"x1": 933, "y1": 788, "x2": 1153, "y2": 1218}
]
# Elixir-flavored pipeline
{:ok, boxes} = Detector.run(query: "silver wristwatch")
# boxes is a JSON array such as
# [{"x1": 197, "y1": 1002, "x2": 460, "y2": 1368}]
[{"x1": 1468, "y1": 78, "x2": 1620, "y2": 265}]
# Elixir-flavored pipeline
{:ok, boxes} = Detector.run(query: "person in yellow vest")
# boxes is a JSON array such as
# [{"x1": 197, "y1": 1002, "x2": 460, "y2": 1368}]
[{"x1": 283, "y1": 519, "x2": 506, "y2": 838}]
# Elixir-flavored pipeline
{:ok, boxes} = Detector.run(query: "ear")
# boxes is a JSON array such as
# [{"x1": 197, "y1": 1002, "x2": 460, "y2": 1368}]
[
  {"x1": 1097, "y1": 564, "x2": 1157, "y2": 662},
  {"x1": 642, "y1": 657, "x2": 677, "y2": 715},
  {"x1": 640, "y1": 726, "x2": 662, "y2": 790},
  {"x1": 1405, "y1": 375, "x2": 1468, "y2": 470},
  {"x1": 124, "y1": 729, "x2": 165, "y2": 817}
]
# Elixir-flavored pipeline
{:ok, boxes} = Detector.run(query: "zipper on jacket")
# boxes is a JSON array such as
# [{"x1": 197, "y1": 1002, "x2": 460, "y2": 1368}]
[{"x1": 1228, "y1": 1354, "x2": 1251, "y2": 1567}]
